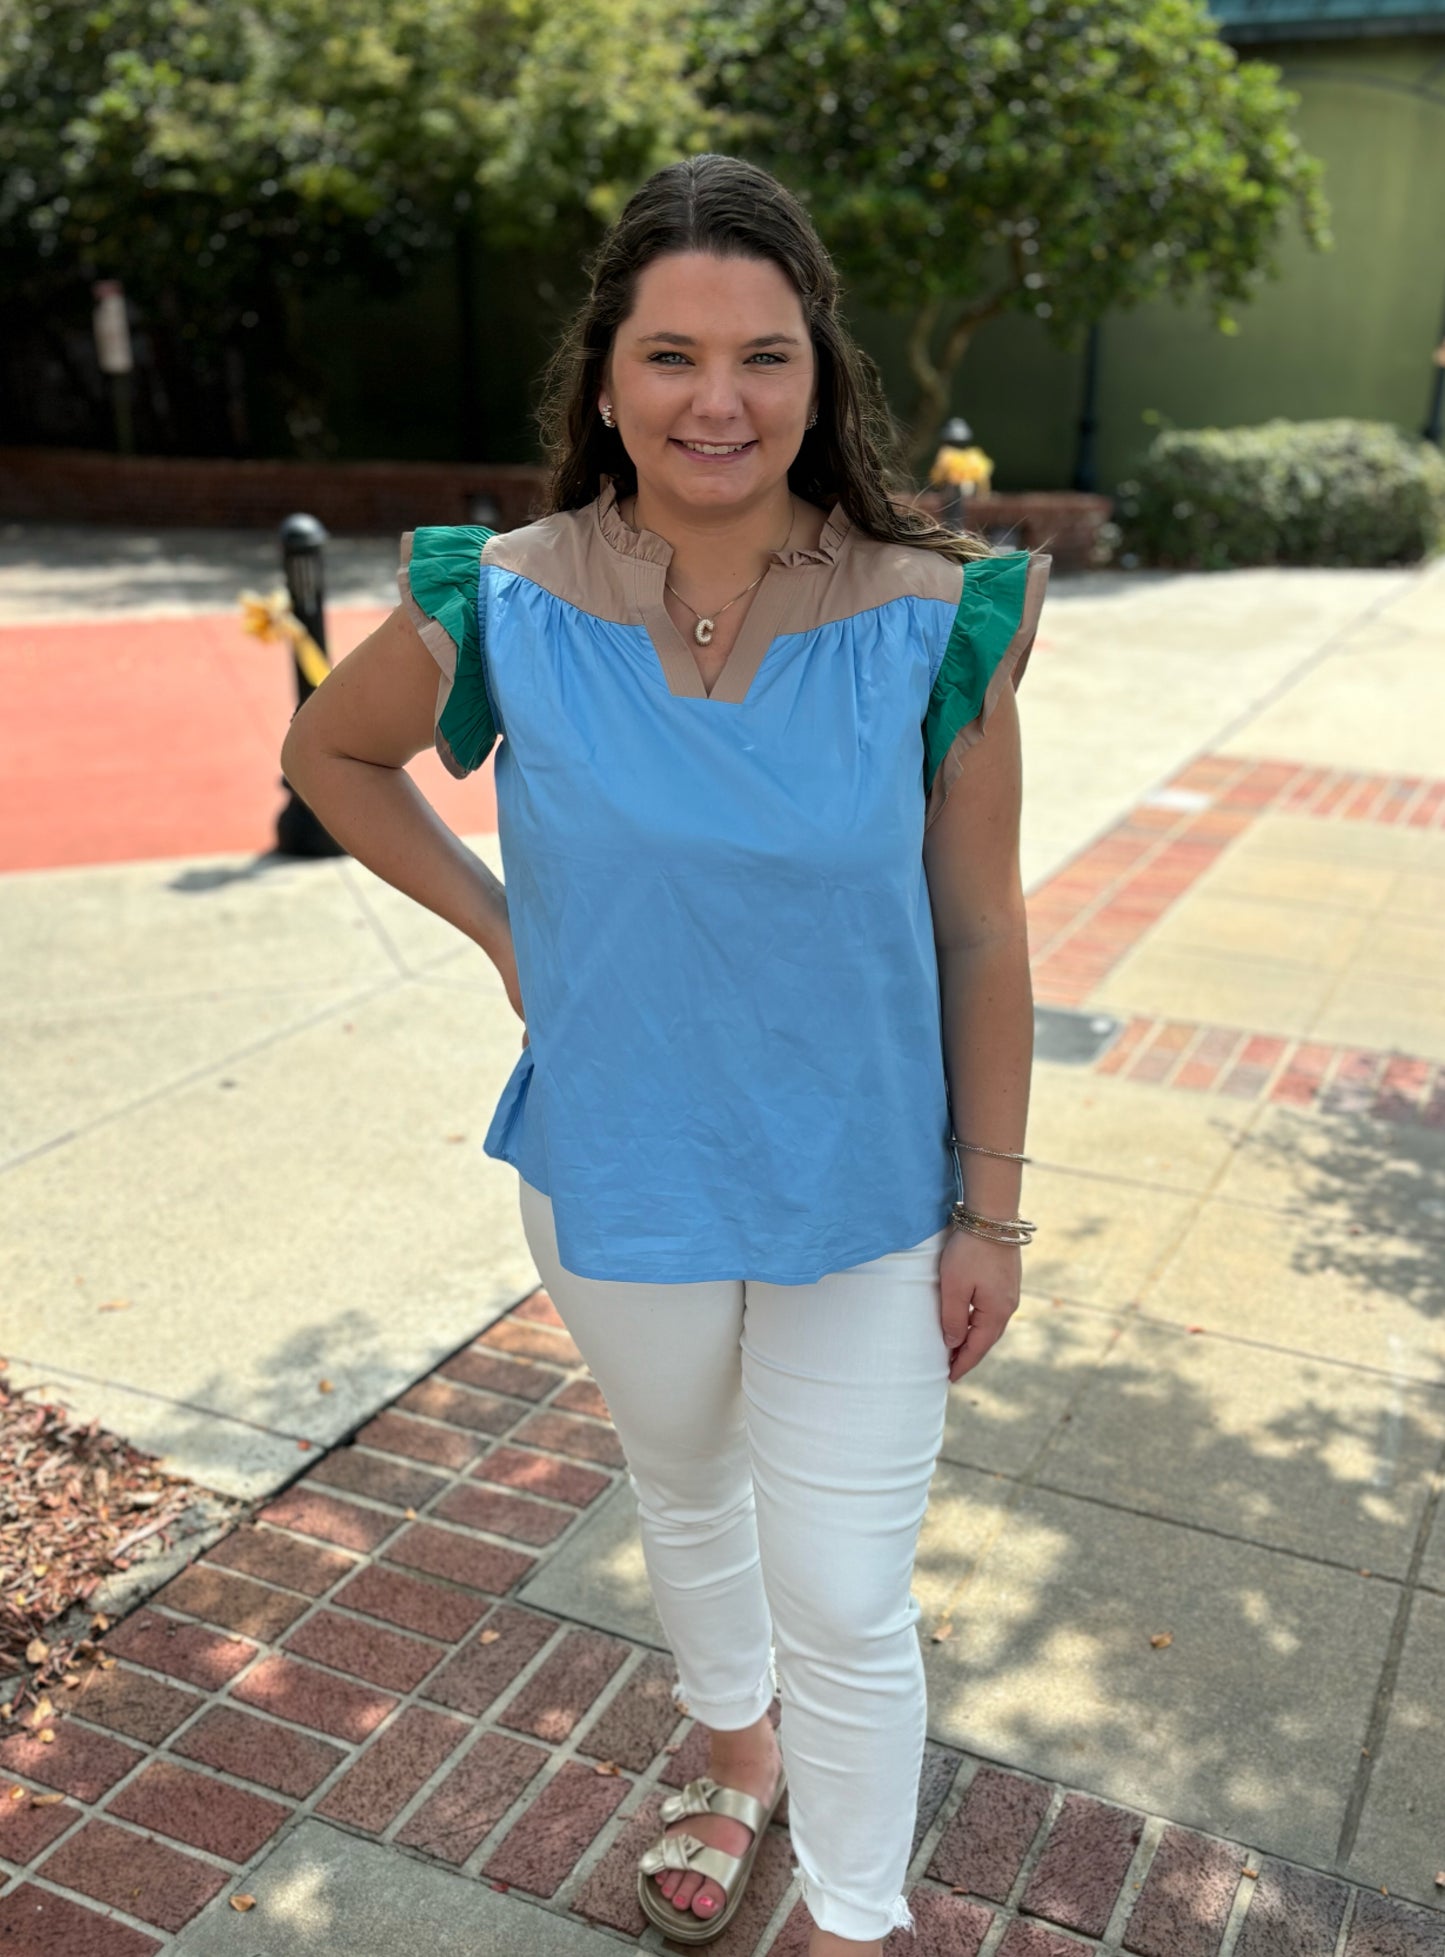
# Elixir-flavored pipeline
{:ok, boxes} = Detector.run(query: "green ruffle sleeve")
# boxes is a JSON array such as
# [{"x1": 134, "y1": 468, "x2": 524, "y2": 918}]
[
  {"x1": 397, "y1": 524, "x2": 498, "y2": 779},
  {"x1": 923, "y1": 547, "x2": 1051, "y2": 828}
]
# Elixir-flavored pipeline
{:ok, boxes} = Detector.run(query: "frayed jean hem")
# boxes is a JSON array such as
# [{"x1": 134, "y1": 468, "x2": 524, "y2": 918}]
[
  {"x1": 670, "y1": 1650, "x2": 778, "y2": 1732},
  {"x1": 796, "y1": 1862, "x2": 915, "y2": 1940}
]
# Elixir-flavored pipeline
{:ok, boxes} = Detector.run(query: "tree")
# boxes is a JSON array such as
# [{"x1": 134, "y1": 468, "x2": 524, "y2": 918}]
[
  {"x1": 0, "y1": 0, "x2": 719, "y2": 453},
  {"x1": 691, "y1": 0, "x2": 1331, "y2": 473}
]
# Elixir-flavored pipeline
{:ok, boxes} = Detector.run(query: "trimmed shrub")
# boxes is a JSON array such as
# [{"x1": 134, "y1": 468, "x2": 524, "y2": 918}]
[{"x1": 1113, "y1": 419, "x2": 1445, "y2": 569}]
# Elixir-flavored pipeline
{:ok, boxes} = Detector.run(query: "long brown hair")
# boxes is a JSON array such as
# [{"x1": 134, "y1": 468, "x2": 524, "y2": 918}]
[{"x1": 532, "y1": 154, "x2": 995, "y2": 564}]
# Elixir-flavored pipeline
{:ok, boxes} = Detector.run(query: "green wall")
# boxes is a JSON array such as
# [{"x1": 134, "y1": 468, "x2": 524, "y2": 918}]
[{"x1": 856, "y1": 32, "x2": 1445, "y2": 492}]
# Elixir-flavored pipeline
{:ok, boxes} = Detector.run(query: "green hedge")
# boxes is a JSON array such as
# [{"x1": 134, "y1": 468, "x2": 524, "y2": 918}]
[{"x1": 1112, "y1": 419, "x2": 1445, "y2": 570}]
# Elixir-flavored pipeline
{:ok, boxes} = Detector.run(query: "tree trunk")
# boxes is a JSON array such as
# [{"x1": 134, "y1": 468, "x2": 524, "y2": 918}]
[
  {"x1": 902, "y1": 276, "x2": 1017, "y2": 477},
  {"x1": 903, "y1": 299, "x2": 945, "y2": 479}
]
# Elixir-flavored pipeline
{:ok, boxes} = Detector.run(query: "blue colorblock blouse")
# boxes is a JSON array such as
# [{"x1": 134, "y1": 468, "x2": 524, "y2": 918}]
[{"x1": 399, "y1": 476, "x2": 1049, "y2": 1284}]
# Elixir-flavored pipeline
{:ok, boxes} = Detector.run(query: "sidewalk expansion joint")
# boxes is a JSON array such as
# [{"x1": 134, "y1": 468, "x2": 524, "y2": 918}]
[{"x1": 1335, "y1": 1432, "x2": 1445, "y2": 1866}]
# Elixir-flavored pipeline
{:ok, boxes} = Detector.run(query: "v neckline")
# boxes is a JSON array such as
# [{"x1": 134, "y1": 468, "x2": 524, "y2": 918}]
[{"x1": 594, "y1": 475, "x2": 853, "y2": 705}]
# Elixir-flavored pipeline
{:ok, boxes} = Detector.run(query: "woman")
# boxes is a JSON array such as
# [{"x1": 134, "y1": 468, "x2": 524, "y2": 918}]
[{"x1": 280, "y1": 152, "x2": 1049, "y2": 1956}]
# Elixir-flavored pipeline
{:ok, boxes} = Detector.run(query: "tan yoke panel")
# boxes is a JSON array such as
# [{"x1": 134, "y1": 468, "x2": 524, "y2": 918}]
[{"x1": 480, "y1": 478, "x2": 967, "y2": 703}]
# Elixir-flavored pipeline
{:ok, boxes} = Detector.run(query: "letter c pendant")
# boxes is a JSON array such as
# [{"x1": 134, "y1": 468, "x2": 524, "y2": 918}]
[{"x1": 693, "y1": 617, "x2": 715, "y2": 646}]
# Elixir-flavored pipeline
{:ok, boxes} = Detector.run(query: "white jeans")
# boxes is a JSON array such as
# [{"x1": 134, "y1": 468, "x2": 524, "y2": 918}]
[{"x1": 517, "y1": 1177, "x2": 953, "y2": 1942}]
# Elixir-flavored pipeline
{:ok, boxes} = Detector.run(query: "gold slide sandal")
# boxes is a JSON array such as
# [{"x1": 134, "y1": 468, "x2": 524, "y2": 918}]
[{"x1": 637, "y1": 1767, "x2": 788, "y2": 1944}]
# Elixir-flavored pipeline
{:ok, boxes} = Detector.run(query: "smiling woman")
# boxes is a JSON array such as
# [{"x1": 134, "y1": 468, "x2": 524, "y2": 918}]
[
  {"x1": 279, "y1": 152, "x2": 1049, "y2": 1957},
  {"x1": 595, "y1": 253, "x2": 824, "y2": 668}
]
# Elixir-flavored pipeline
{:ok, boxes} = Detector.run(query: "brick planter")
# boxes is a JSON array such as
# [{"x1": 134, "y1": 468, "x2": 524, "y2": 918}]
[
  {"x1": 912, "y1": 486, "x2": 1113, "y2": 571},
  {"x1": 0, "y1": 447, "x2": 549, "y2": 533}
]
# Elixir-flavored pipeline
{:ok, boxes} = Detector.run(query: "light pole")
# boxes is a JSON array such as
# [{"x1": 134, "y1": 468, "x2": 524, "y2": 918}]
[
  {"x1": 1072, "y1": 322, "x2": 1103, "y2": 492},
  {"x1": 1422, "y1": 288, "x2": 1445, "y2": 448},
  {"x1": 92, "y1": 280, "x2": 135, "y2": 454}
]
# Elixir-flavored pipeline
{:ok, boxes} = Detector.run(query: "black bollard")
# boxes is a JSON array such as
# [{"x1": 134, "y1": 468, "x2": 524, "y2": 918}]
[{"x1": 275, "y1": 512, "x2": 347, "y2": 859}]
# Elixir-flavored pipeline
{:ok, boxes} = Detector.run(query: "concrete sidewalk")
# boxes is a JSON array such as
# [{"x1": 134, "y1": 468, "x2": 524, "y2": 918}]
[{"x1": 2, "y1": 524, "x2": 1444, "y2": 1952}]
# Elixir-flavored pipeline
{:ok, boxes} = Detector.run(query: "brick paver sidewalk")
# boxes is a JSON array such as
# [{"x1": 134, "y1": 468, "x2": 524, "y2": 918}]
[
  {"x1": 3, "y1": 1291, "x2": 1442, "y2": 1957},
  {"x1": 1028, "y1": 753, "x2": 1445, "y2": 1125}
]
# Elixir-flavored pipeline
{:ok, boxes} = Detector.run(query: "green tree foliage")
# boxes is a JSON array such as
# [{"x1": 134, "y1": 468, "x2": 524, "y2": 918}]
[
  {"x1": 0, "y1": 0, "x2": 716, "y2": 449},
  {"x1": 692, "y1": 0, "x2": 1332, "y2": 470}
]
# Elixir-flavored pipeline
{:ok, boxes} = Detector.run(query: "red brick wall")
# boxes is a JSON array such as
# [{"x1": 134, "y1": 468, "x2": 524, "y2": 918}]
[
  {"x1": 0, "y1": 448, "x2": 550, "y2": 533},
  {"x1": 0, "y1": 447, "x2": 1111, "y2": 566},
  {"x1": 913, "y1": 486, "x2": 1113, "y2": 569}
]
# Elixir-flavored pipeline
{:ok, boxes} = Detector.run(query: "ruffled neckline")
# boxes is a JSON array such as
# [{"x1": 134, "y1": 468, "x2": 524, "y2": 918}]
[{"x1": 595, "y1": 474, "x2": 852, "y2": 570}]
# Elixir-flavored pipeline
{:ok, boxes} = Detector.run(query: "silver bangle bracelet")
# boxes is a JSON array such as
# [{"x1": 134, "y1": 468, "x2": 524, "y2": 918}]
[
  {"x1": 950, "y1": 1133, "x2": 1031, "y2": 1165},
  {"x1": 949, "y1": 1201, "x2": 1036, "y2": 1245}
]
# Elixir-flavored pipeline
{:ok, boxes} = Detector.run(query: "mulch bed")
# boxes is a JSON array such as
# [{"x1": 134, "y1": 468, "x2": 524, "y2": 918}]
[{"x1": 0, "y1": 1361, "x2": 201, "y2": 1723}]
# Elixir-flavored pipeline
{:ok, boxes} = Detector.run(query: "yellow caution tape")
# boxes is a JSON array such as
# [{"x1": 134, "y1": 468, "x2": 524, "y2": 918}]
[{"x1": 239, "y1": 588, "x2": 332, "y2": 692}]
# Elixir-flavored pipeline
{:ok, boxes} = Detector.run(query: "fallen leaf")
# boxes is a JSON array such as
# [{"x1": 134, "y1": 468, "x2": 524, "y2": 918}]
[
  {"x1": 930, "y1": 1620, "x2": 954, "y2": 1643},
  {"x1": 97, "y1": 1299, "x2": 131, "y2": 1313},
  {"x1": 444, "y1": 1133, "x2": 467, "y2": 1144},
  {"x1": 594, "y1": 1761, "x2": 622, "y2": 1776},
  {"x1": 29, "y1": 1792, "x2": 65, "y2": 1808},
  {"x1": 404, "y1": 1508, "x2": 417, "y2": 1520},
  {"x1": 91, "y1": 1616, "x2": 110, "y2": 1633},
  {"x1": 38, "y1": 1730, "x2": 55, "y2": 1745},
  {"x1": 297, "y1": 1440, "x2": 311, "y2": 1451},
  {"x1": 663, "y1": 1742, "x2": 682, "y2": 1755},
  {"x1": 1242, "y1": 1866, "x2": 1259, "y2": 1878},
  {"x1": 61, "y1": 1675, "x2": 81, "y2": 1690},
  {"x1": 25, "y1": 1640, "x2": 48, "y2": 1666},
  {"x1": 317, "y1": 1380, "x2": 334, "y2": 1394},
  {"x1": 478, "y1": 1628, "x2": 501, "y2": 1645},
  {"x1": 29, "y1": 1699, "x2": 54, "y2": 1725},
  {"x1": 99, "y1": 1658, "x2": 117, "y2": 1671},
  {"x1": 230, "y1": 1895, "x2": 257, "y2": 1912},
  {"x1": 1185, "y1": 1324, "x2": 1204, "y2": 1335},
  {"x1": 1149, "y1": 1631, "x2": 1173, "y2": 1649},
  {"x1": 31, "y1": 1564, "x2": 49, "y2": 1579},
  {"x1": 7, "y1": 1787, "x2": 24, "y2": 1802},
  {"x1": 1434, "y1": 1871, "x2": 1444, "y2": 1887}
]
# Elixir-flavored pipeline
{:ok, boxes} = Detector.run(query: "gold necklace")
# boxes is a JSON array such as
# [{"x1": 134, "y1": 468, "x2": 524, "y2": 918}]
[{"x1": 627, "y1": 496, "x2": 796, "y2": 646}]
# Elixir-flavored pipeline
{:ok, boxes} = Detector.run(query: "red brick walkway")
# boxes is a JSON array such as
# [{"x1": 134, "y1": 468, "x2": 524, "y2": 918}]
[
  {"x1": 3, "y1": 1292, "x2": 1441, "y2": 1955},
  {"x1": 1032, "y1": 754, "x2": 1445, "y2": 1128}
]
